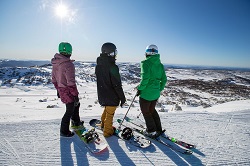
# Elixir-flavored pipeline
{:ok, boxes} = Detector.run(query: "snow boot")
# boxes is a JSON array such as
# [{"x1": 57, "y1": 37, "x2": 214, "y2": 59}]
[
  {"x1": 156, "y1": 129, "x2": 166, "y2": 138},
  {"x1": 143, "y1": 129, "x2": 157, "y2": 139},
  {"x1": 112, "y1": 126, "x2": 118, "y2": 135},
  {"x1": 60, "y1": 131, "x2": 75, "y2": 137},
  {"x1": 71, "y1": 120, "x2": 85, "y2": 129}
]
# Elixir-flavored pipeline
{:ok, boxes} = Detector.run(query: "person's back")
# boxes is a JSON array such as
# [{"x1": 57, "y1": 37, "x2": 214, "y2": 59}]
[
  {"x1": 95, "y1": 54, "x2": 123, "y2": 106},
  {"x1": 138, "y1": 53, "x2": 166, "y2": 101},
  {"x1": 51, "y1": 42, "x2": 83, "y2": 137},
  {"x1": 137, "y1": 44, "x2": 167, "y2": 138},
  {"x1": 52, "y1": 53, "x2": 78, "y2": 103},
  {"x1": 95, "y1": 42, "x2": 126, "y2": 137}
]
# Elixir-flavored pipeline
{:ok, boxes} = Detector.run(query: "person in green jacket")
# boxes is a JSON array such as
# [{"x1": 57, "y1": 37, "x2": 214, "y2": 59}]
[{"x1": 136, "y1": 44, "x2": 167, "y2": 138}]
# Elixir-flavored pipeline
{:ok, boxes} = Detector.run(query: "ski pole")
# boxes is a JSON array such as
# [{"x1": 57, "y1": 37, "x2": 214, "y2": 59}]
[
  {"x1": 118, "y1": 93, "x2": 137, "y2": 130},
  {"x1": 137, "y1": 112, "x2": 142, "y2": 118}
]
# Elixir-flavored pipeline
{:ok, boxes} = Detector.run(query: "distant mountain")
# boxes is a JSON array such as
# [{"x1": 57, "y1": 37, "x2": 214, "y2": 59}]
[
  {"x1": 0, "y1": 60, "x2": 50, "y2": 67},
  {"x1": 1, "y1": 60, "x2": 250, "y2": 109},
  {"x1": 164, "y1": 64, "x2": 250, "y2": 72}
]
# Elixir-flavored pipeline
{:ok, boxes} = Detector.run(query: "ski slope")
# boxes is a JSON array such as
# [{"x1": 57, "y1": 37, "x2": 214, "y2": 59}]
[{"x1": 0, "y1": 84, "x2": 250, "y2": 166}]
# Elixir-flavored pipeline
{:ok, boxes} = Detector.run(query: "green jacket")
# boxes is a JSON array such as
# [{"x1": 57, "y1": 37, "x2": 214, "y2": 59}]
[{"x1": 137, "y1": 54, "x2": 167, "y2": 101}]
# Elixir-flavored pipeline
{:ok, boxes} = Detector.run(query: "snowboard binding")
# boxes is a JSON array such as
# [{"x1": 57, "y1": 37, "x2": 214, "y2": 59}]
[
  {"x1": 121, "y1": 127, "x2": 133, "y2": 140},
  {"x1": 81, "y1": 128, "x2": 99, "y2": 143}
]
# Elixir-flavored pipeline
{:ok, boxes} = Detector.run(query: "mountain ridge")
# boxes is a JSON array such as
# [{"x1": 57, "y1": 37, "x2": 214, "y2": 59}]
[{"x1": 1, "y1": 60, "x2": 250, "y2": 109}]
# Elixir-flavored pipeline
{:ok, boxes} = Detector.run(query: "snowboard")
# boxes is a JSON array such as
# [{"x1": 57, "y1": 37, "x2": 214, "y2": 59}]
[
  {"x1": 89, "y1": 119, "x2": 151, "y2": 148},
  {"x1": 71, "y1": 126, "x2": 108, "y2": 154}
]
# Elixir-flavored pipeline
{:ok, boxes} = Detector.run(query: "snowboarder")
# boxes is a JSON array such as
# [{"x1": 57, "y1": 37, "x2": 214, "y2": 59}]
[
  {"x1": 95, "y1": 42, "x2": 126, "y2": 137},
  {"x1": 136, "y1": 44, "x2": 167, "y2": 138},
  {"x1": 51, "y1": 42, "x2": 84, "y2": 137}
]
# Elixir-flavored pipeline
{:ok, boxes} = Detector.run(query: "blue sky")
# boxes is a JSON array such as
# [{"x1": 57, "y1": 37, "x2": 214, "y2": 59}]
[{"x1": 0, "y1": 0, "x2": 249, "y2": 68}]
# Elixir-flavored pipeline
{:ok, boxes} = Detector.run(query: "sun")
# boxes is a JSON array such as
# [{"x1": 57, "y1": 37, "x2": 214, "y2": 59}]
[
  {"x1": 55, "y1": 3, "x2": 69, "y2": 19},
  {"x1": 52, "y1": 1, "x2": 78, "y2": 24}
]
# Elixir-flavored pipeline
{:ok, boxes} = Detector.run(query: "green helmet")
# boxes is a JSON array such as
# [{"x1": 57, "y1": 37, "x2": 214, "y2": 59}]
[{"x1": 58, "y1": 42, "x2": 72, "y2": 55}]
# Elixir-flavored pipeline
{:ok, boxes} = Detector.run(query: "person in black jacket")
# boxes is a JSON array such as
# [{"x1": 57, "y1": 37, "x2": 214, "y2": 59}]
[{"x1": 95, "y1": 42, "x2": 126, "y2": 137}]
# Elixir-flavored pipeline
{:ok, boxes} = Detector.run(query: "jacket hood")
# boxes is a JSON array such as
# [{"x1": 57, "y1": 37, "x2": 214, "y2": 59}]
[
  {"x1": 51, "y1": 53, "x2": 74, "y2": 66},
  {"x1": 96, "y1": 53, "x2": 116, "y2": 65},
  {"x1": 145, "y1": 54, "x2": 161, "y2": 64}
]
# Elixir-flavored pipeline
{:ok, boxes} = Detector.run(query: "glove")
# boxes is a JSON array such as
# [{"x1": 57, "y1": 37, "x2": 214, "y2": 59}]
[
  {"x1": 74, "y1": 96, "x2": 80, "y2": 107},
  {"x1": 120, "y1": 98, "x2": 126, "y2": 107},
  {"x1": 136, "y1": 90, "x2": 141, "y2": 97},
  {"x1": 57, "y1": 91, "x2": 60, "y2": 98}
]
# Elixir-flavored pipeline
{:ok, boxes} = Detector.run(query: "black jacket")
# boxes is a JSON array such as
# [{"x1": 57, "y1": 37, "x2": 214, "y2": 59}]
[{"x1": 95, "y1": 54, "x2": 126, "y2": 106}]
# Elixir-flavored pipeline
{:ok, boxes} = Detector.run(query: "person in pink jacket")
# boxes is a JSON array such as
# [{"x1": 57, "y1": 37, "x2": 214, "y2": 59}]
[{"x1": 51, "y1": 42, "x2": 83, "y2": 137}]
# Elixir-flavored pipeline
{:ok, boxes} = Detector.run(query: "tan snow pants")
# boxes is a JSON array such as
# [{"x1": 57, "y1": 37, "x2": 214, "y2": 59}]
[{"x1": 100, "y1": 106, "x2": 117, "y2": 137}]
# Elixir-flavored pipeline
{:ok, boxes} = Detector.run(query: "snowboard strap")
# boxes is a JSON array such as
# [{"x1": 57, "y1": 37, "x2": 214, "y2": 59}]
[{"x1": 121, "y1": 127, "x2": 133, "y2": 140}]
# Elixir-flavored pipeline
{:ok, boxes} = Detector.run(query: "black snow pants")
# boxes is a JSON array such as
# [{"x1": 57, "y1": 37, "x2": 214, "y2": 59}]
[
  {"x1": 139, "y1": 97, "x2": 162, "y2": 133},
  {"x1": 60, "y1": 102, "x2": 80, "y2": 134}
]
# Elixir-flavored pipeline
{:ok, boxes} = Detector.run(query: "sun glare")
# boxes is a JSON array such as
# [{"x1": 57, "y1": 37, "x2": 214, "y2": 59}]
[
  {"x1": 52, "y1": 1, "x2": 78, "y2": 25},
  {"x1": 55, "y1": 3, "x2": 68, "y2": 19}
]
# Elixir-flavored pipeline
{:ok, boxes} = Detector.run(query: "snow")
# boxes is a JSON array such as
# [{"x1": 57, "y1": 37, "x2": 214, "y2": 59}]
[
  {"x1": 0, "y1": 83, "x2": 250, "y2": 166},
  {"x1": 205, "y1": 100, "x2": 250, "y2": 113}
]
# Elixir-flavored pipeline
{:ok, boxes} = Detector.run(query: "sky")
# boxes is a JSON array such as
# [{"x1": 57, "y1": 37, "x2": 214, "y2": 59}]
[{"x1": 0, "y1": 0, "x2": 250, "y2": 68}]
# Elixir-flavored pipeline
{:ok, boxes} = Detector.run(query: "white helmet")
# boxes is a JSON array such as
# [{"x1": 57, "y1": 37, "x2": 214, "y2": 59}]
[{"x1": 145, "y1": 44, "x2": 158, "y2": 56}]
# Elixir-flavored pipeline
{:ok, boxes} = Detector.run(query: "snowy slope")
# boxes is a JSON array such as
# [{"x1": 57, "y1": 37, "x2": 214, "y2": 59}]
[{"x1": 0, "y1": 83, "x2": 250, "y2": 166}]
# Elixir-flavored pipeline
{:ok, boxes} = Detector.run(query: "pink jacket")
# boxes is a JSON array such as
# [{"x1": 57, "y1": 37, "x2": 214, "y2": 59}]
[{"x1": 51, "y1": 53, "x2": 79, "y2": 104}]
